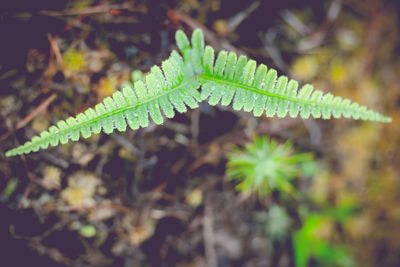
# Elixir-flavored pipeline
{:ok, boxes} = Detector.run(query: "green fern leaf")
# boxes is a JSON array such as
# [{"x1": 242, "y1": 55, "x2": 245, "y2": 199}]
[{"x1": 5, "y1": 28, "x2": 391, "y2": 157}]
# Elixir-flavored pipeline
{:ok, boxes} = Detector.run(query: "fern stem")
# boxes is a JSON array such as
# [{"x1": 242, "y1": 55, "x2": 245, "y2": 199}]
[{"x1": 199, "y1": 74, "x2": 310, "y2": 105}]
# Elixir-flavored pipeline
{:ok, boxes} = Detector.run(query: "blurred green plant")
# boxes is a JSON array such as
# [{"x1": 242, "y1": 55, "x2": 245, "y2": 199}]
[
  {"x1": 226, "y1": 137, "x2": 316, "y2": 197},
  {"x1": 0, "y1": 178, "x2": 18, "y2": 202},
  {"x1": 256, "y1": 204, "x2": 291, "y2": 242},
  {"x1": 130, "y1": 69, "x2": 144, "y2": 83},
  {"x1": 79, "y1": 224, "x2": 97, "y2": 238},
  {"x1": 119, "y1": 70, "x2": 144, "y2": 94},
  {"x1": 293, "y1": 213, "x2": 355, "y2": 267},
  {"x1": 62, "y1": 48, "x2": 86, "y2": 72}
]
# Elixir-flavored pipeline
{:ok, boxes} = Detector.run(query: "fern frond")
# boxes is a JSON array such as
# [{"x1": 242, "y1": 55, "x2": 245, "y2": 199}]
[
  {"x1": 6, "y1": 28, "x2": 391, "y2": 157},
  {"x1": 5, "y1": 55, "x2": 200, "y2": 157}
]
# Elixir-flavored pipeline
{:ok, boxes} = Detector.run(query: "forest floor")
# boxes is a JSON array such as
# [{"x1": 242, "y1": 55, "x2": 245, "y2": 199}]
[{"x1": 1, "y1": 1, "x2": 400, "y2": 266}]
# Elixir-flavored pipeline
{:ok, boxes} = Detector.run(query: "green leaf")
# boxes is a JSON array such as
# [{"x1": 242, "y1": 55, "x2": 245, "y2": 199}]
[{"x1": 5, "y1": 28, "x2": 391, "y2": 157}]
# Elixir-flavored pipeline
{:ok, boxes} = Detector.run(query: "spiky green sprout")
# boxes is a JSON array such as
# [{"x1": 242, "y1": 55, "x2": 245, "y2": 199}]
[{"x1": 226, "y1": 137, "x2": 316, "y2": 197}]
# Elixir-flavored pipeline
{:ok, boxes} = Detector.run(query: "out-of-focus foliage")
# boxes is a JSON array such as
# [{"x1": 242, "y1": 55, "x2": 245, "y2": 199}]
[
  {"x1": 287, "y1": 5, "x2": 400, "y2": 266},
  {"x1": 62, "y1": 48, "x2": 86, "y2": 73},
  {"x1": 41, "y1": 166, "x2": 61, "y2": 190},
  {"x1": 293, "y1": 213, "x2": 354, "y2": 267},
  {"x1": 185, "y1": 188, "x2": 203, "y2": 207},
  {"x1": 232, "y1": 136, "x2": 356, "y2": 266},
  {"x1": 130, "y1": 70, "x2": 144, "y2": 83},
  {"x1": 79, "y1": 224, "x2": 97, "y2": 238},
  {"x1": 0, "y1": 178, "x2": 18, "y2": 202},
  {"x1": 226, "y1": 137, "x2": 316, "y2": 197},
  {"x1": 61, "y1": 172, "x2": 102, "y2": 207},
  {"x1": 256, "y1": 205, "x2": 291, "y2": 242}
]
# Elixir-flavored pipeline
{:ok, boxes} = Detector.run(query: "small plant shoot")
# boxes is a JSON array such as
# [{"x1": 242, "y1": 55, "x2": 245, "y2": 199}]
[{"x1": 226, "y1": 137, "x2": 315, "y2": 197}]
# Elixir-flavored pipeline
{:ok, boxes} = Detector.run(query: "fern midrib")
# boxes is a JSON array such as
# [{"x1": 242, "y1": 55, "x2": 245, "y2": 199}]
[
  {"x1": 199, "y1": 74, "x2": 372, "y2": 115},
  {"x1": 22, "y1": 77, "x2": 197, "y2": 151}
]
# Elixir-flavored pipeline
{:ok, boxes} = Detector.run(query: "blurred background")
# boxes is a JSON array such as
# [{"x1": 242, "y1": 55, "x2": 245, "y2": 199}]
[{"x1": 0, "y1": 0, "x2": 399, "y2": 266}]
